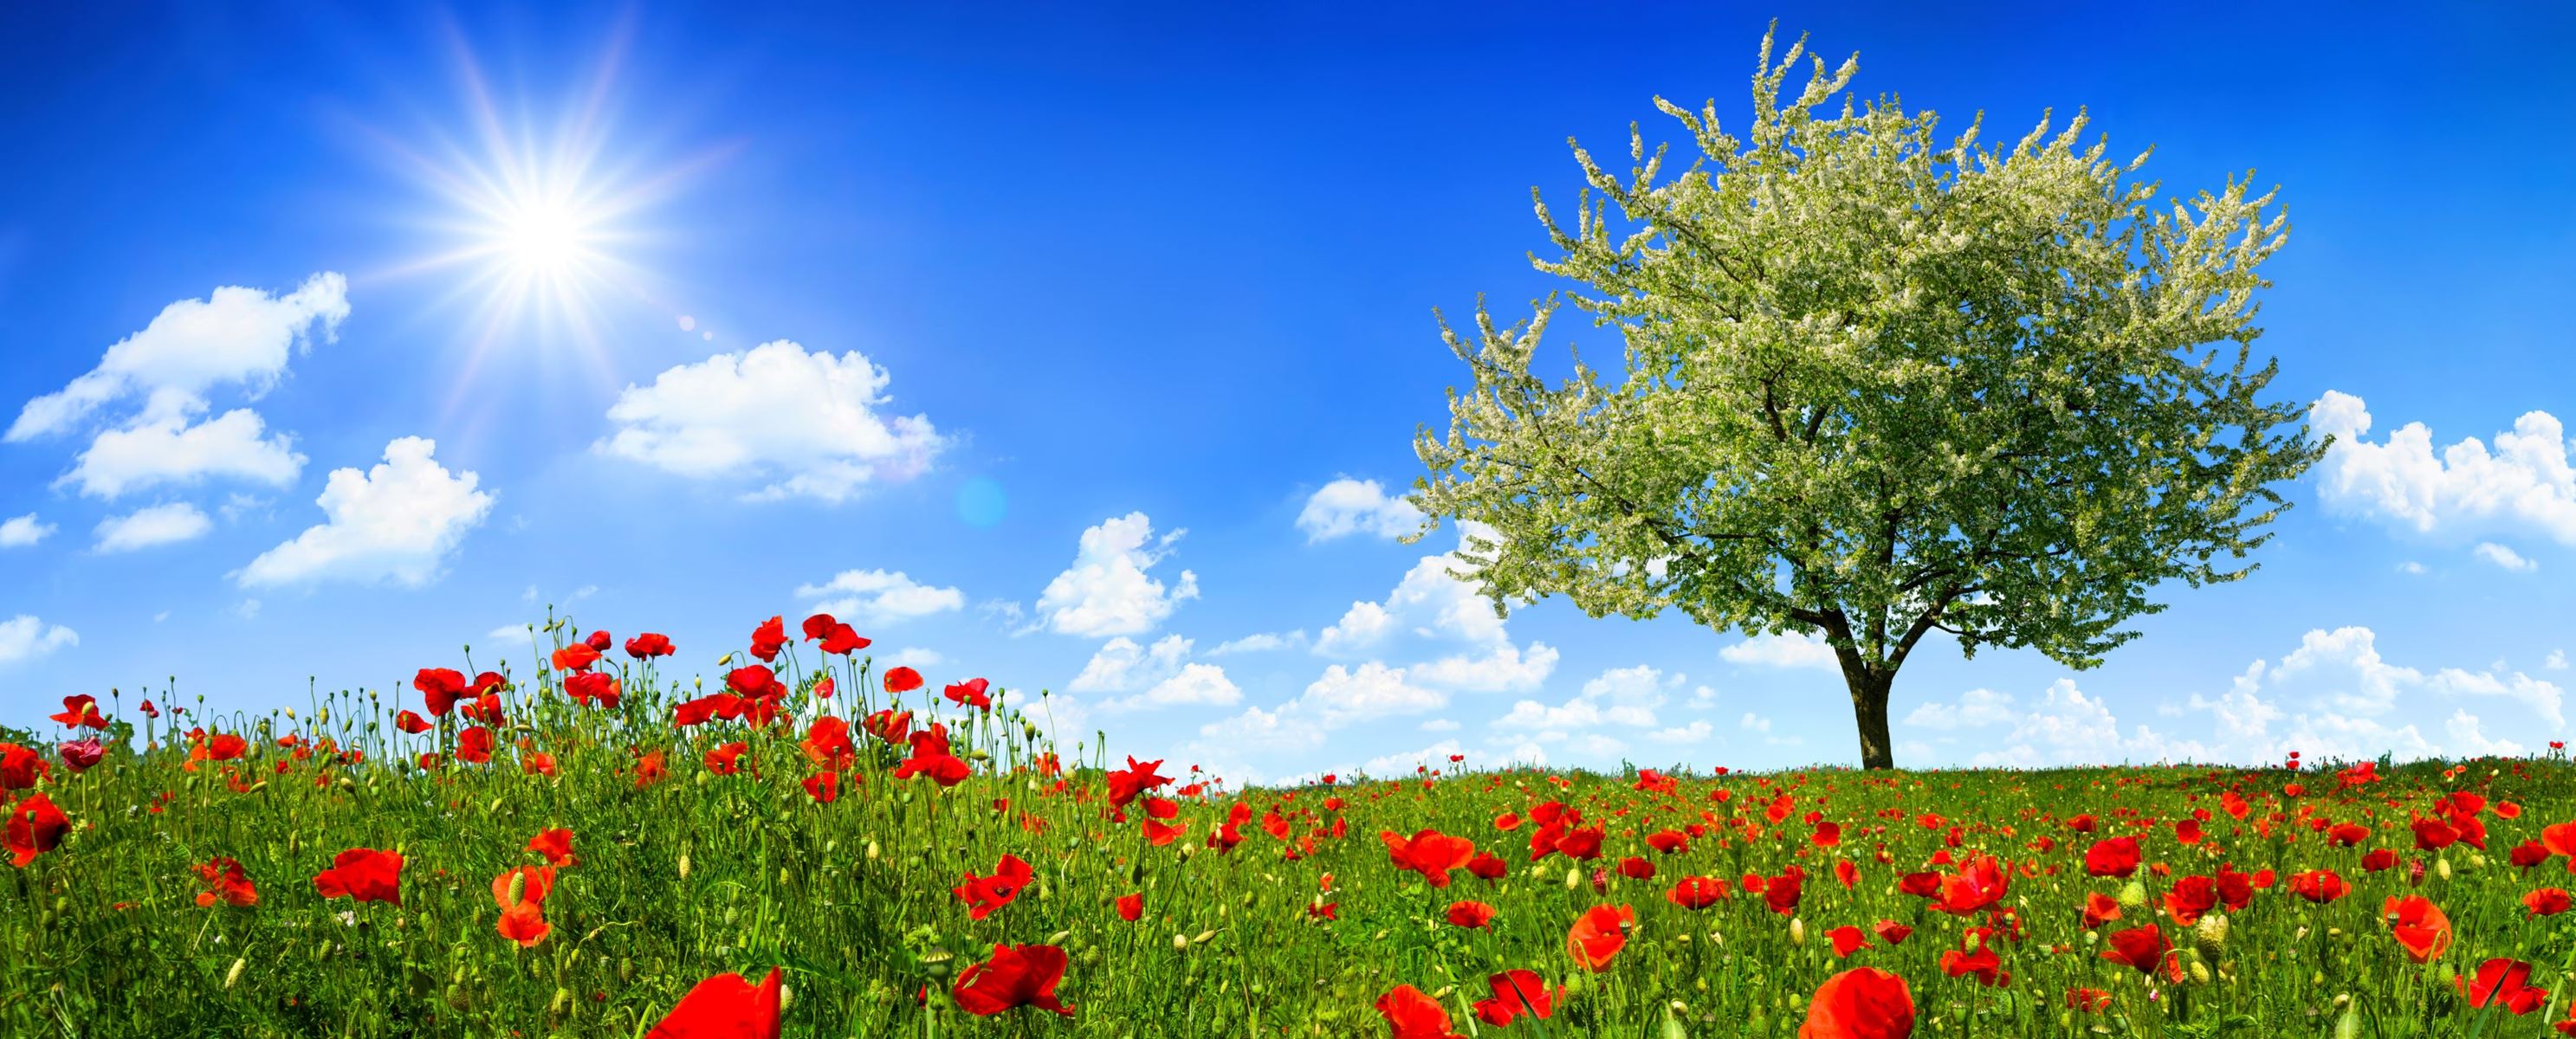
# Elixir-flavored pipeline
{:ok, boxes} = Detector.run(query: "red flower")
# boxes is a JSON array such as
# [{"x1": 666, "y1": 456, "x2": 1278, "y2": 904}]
[
  {"x1": 193, "y1": 857, "x2": 258, "y2": 907},
  {"x1": 1554, "y1": 825, "x2": 1606, "y2": 861},
  {"x1": 1800, "y1": 967, "x2": 1916, "y2": 1039},
  {"x1": 1930, "y1": 855, "x2": 2009, "y2": 915},
  {"x1": 414, "y1": 668, "x2": 469, "y2": 716},
  {"x1": 800, "y1": 615, "x2": 870, "y2": 655},
  {"x1": 727, "y1": 665, "x2": 784, "y2": 699},
  {"x1": 1470, "y1": 971, "x2": 1560, "y2": 1028},
  {"x1": 2527, "y1": 887, "x2": 2573, "y2": 917},
  {"x1": 883, "y1": 666, "x2": 923, "y2": 694},
  {"x1": 1375, "y1": 984, "x2": 1463, "y2": 1039},
  {"x1": 394, "y1": 710, "x2": 432, "y2": 735},
  {"x1": 2289, "y1": 869, "x2": 2348, "y2": 904},
  {"x1": 1826, "y1": 926, "x2": 1871, "y2": 958},
  {"x1": 748, "y1": 616, "x2": 787, "y2": 663},
  {"x1": 7, "y1": 793, "x2": 69, "y2": 867},
  {"x1": 527, "y1": 828, "x2": 577, "y2": 867},
  {"x1": 56, "y1": 738, "x2": 104, "y2": 772},
  {"x1": 48, "y1": 694, "x2": 107, "y2": 730},
  {"x1": 1466, "y1": 853, "x2": 1508, "y2": 881},
  {"x1": 2100, "y1": 924, "x2": 2169, "y2": 975},
  {"x1": 1667, "y1": 875, "x2": 1728, "y2": 909},
  {"x1": 492, "y1": 864, "x2": 557, "y2": 947},
  {"x1": 2066, "y1": 987, "x2": 2113, "y2": 1013},
  {"x1": 1105, "y1": 757, "x2": 1174, "y2": 807},
  {"x1": 953, "y1": 944, "x2": 1076, "y2": 1016},
  {"x1": 1381, "y1": 829, "x2": 1477, "y2": 887},
  {"x1": 313, "y1": 848, "x2": 404, "y2": 905},
  {"x1": 802, "y1": 771, "x2": 840, "y2": 803},
  {"x1": 455, "y1": 726, "x2": 495, "y2": 765},
  {"x1": 944, "y1": 678, "x2": 992, "y2": 711},
  {"x1": 703, "y1": 742, "x2": 750, "y2": 776},
  {"x1": 647, "y1": 967, "x2": 782, "y2": 1039},
  {"x1": 2083, "y1": 836, "x2": 2140, "y2": 878},
  {"x1": 625, "y1": 632, "x2": 676, "y2": 659},
  {"x1": 799, "y1": 717, "x2": 858, "y2": 771},
  {"x1": 1116, "y1": 893, "x2": 1143, "y2": 921},
  {"x1": 1445, "y1": 900, "x2": 1498, "y2": 929},
  {"x1": 2385, "y1": 895, "x2": 2451, "y2": 964},
  {"x1": 551, "y1": 643, "x2": 600, "y2": 673},
  {"x1": 2163, "y1": 874, "x2": 2218, "y2": 926},
  {"x1": 955, "y1": 854, "x2": 1035, "y2": 920},
  {"x1": 1871, "y1": 920, "x2": 1913, "y2": 945},
  {"x1": 1939, "y1": 945, "x2": 2009, "y2": 987},
  {"x1": 565, "y1": 671, "x2": 622, "y2": 708},
  {"x1": 1565, "y1": 904, "x2": 1634, "y2": 971},
  {"x1": 863, "y1": 708, "x2": 913, "y2": 745},
  {"x1": 2458, "y1": 957, "x2": 2547, "y2": 1014},
  {"x1": 894, "y1": 729, "x2": 970, "y2": 787},
  {"x1": 0, "y1": 743, "x2": 48, "y2": 791},
  {"x1": 2360, "y1": 849, "x2": 2399, "y2": 872},
  {"x1": 584, "y1": 629, "x2": 612, "y2": 653},
  {"x1": 1763, "y1": 867, "x2": 1807, "y2": 915}
]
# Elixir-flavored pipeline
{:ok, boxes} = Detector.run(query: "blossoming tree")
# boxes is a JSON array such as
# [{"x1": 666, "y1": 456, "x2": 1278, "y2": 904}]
[{"x1": 1412, "y1": 29, "x2": 2322, "y2": 769}]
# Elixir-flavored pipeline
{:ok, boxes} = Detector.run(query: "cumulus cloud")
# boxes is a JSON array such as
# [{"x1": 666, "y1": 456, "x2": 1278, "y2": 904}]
[
  {"x1": 1069, "y1": 635, "x2": 1194, "y2": 693},
  {"x1": 1493, "y1": 664, "x2": 1676, "y2": 739},
  {"x1": 1207, "y1": 630, "x2": 1305, "y2": 655},
  {"x1": 1410, "y1": 641, "x2": 1559, "y2": 693},
  {"x1": 598, "y1": 340, "x2": 943, "y2": 503},
  {"x1": 1361, "y1": 740, "x2": 1464, "y2": 776},
  {"x1": 1297, "y1": 478, "x2": 1424, "y2": 542},
  {"x1": 0, "y1": 514, "x2": 54, "y2": 549},
  {"x1": 8, "y1": 273, "x2": 347, "y2": 442},
  {"x1": 0, "y1": 616, "x2": 78, "y2": 664},
  {"x1": 1201, "y1": 661, "x2": 1447, "y2": 752},
  {"x1": 94, "y1": 502, "x2": 212, "y2": 552},
  {"x1": 2474, "y1": 542, "x2": 2538, "y2": 571},
  {"x1": 1721, "y1": 630, "x2": 1840, "y2": 669},
  {"x1": 2309, "y1": 391, "x2": 2576, "y2": 545},
  {"x1": 796, "y1": 568, "x2": 966, "y2": 625},
  {"x1": 238, "y1": 436, "x2": 494, "y2": 588},
  {"x1": 885, "y1": 647, "x2": 945, "y2": 668},
  {"x1": 63, "y1": 409, "x2": 303, "y2": 499},
  {"x1": 1034, "y1": 513, "x2": 1198, "y2": 637}
]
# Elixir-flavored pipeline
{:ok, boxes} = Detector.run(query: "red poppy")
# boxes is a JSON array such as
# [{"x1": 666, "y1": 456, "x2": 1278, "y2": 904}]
[
  {"x1": 799, "y1": 717, "x2": 858, "y2": 771},
  {"x1": 1375, "y1": 984, "x2": 1463, "y2": 1039},
  {"x1": 1116, "y1": 893, "x2": 1143, "y2": 921},
  {"x1": 2360, "y1": 849, "x2": 2400, "y2": 872},
  {"x1": 414, "y1": 668, "x2": 469, "y2": 716},
  {"x1": 944, "y1": 678, "x2": 992, "y2": 711},
  {"x1": 883, "y1": 666, "x2": 923, "y2": 694},
  {"x1": 551, "y1": 643, "x2": 600, "y2": 673},
  {"x1": 566, "y1": 671, "x2": 622, "y2": 708},
  {"x1": 2083, "y1": 836, "x2": 2140, "y2": 878},
  {"x1": 394, "y1": 710, "x2": 432, "y2": 735},
  {"x1": 727, "y1": 665, "x2": 784, "y2": 699},
  {"x1": 1445, "y1": 900, "x2": 1498, "y2": 929},
  {"x1": 193, "y1": 857, "x2": 258, "y2": 907},
  {"x1": 2546, "y1": 821, "x2": 2576, "y2": 860},
  {"x1": 2164, "y1": 874, "x2": 2218, "y2": 926},
  {"x1": 313, "y1": 848, "x2": 404, "y2": 904},
  {"x1": 1763, "y1": 867, "x2": 1806, "y2": 915},
  {"x1": 955, "y1": 854, "x2": 1035, "y2": 920},
  {"x1": 2527, "y1": 887, "x2": 2574, "y2": 917},
  {"x1": 1105, "y1": 757, "x2": 1174, "y2": 807},
  {"x1": 1142, "y1": 819, "x2": 1188, "y2": 847},
  {"x1": 802, "y1": 771, "x2": 840, "y2": 803},
  {"x1": 1800, "y1": 967, "x2": 1915, "y2": 1039},
  {"x1": 1667, "y1": 875, "x2": 1728, "y2": 910},
  {"x1": 1565, "y1": 904, "x2": 1634, "y2": 971},
  {"x1": 1872, "y1": 920, "x2": 1913, "y2": 945},
  {"x1": 625, "y1": 632, "x2": 676, "y2": 659},
  {"x1": 1930, "y1": 855, "x2": 2009, "y2": 915},
  {"x1": 1554, "y1": 825, "x2": 1606, "y2": 861},
  {"x1": 1471, "y1": 971, "x2": 1560, "y2": 1028},
  {"x1": 2328, "y1": 822, "x2": 2372, "y2": 847},
  {"x1": 1381, "y1": 829, "x2": 1477, "y2": 887},
  {"x1": 527, "y1": 828, "x2": 577, "y2": 867},
  {"x1": 492, "y1": 864, "x2": 557, "y2": 947},
  {"x1": 56, "y1": 738, "x2": 104, "y2": 772},
  {"x1": 48, "y1": 694, "x2": 107, "y2": 730},
  {"x1": 7, "y1": 793, "x2": 69, "y2": 867},
  {"x1": 2100, "y1": 924, "x2": 2169, "y2": 975},
  {"x1": 2385, "y1": 895, "x2": 2451, "y2": 964},
  {"x1": 1826, "y1": 926, "x2": 1871, "y2": 958},
  {"x1": 1466, "y1": 853, "x2": 1508, "y2": 881},
  {"x1": 1939, "y1": 945, "x2": 2008, "y2": 987},
  {"x1": 2289, "y1": 869, "x2": 2348, "y2": 904},
  {"x1": 894, "y1": 729, "x2": 970, "y2": 787},
  {"x1": 863, "y1": 708, "x2": 913, "y2": 745},
  {"x1": 748, "y1": 616, "x2": 787, "y2": 663},
  {"x1": 953, "y1": 944, "x2": 1076, "y2": 1016},
  {"x1": 584, "y1": 629, "x2": 612, "y2": 652},
  {"x1": 2458, "y1": 957, "x2": 2547, "y2": 1014},
  {"x1": 704, "y1": 742, "x2": 751, "y2": 776},
  {"x1": 647, "y1": 967, "x2": 782, "y2": 1039},
  {"x1": 2067, "y1": 987, "x2": 2113, "y2": 1013}
]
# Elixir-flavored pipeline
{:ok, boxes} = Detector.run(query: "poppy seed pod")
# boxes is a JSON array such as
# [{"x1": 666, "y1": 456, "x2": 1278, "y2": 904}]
[{"x1": 920, "y1": 947, "x2": 955, "y2": 978}]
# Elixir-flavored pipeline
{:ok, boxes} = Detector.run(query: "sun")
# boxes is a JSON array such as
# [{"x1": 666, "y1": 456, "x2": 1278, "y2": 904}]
[{"x1": 491, "y1": 192, "x2": 596, "y2": 278}]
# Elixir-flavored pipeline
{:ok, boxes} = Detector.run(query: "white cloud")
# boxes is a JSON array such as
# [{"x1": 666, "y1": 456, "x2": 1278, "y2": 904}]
[
  {"x1": 1034, "y1": 512, "x2": 1198, "y2": 637},
  {"x1": 2474, "y1": 542, "x2": 2538, "y2": 571},
  {"x1": 1312, "y1": 524, "x2": 1550, "y2": 681},
  {"x1": 1410, "y1": 641, "x2": 1558, "y2": 692},
  {"x1": 63, "y1": 409, "x2": 303, "y2": 499},
  {"x1": 0, "y1": 514, "x2": 54, "y2": 549},
  {"x1": 1739, "y1": 713, "x2": 1772, "y2": 733},
  {"x1": 2548, "y1": 650, "x2": 2567, "y2": 671},
  {"x1": 1208, "y1": 630, "x2": 1305, "y2": 655},
  {"x1": 796, "y1": 568, "x2": 967, "y2": 625},
  {"x1": 94, "y1": 502, "x2": 211, "y2": 552},
  {"x1": 597, "y1": 340, "x2": 943, "y2": 502},
  {"x1": 1362, "y1": 740, "x2": 1463, "y2": 776},
  {"x1": 2310, "y1": 391, "x2": 2576, "y2": 545},
  {"x1": 1647, "y1": 720, "x2": 1714, "y2": 744},
  {"x1": 2445, "y1": 709, "x2": 2527, "y2": 758},
  {"x1": 1420, "y1": 718, "x2": 1460, "y2": 732},
  {"x1": 1106, "y1": 663, "x2": 1242, "y2": 711},
  {"x1": 1315, "y1": 601, "x2": 1396, "y2": 655},
  {"x1": 0, "y1": 616, "x2": 78, "y2": 664},
  {"x1": 2396, "y1": 561, "x2": 2427, "y2": 575},
  {"x1": 237, "y1": 436, "x2": 494, "y2": 588},
  {"x1": 885, "y1": 647, "x2": 945, "y2": 668},
  {"x1": 8, "y1": 273, "x2": 347, "y2": 442},
  {"x1": 1721, "y1": 630, "x2": 1840, "y2": 669},
  {"x1": 1069, "y1": 635, "x2": 1194, "y2": 693},
  {"x1": 1201, "y1": 661, "x2": 1447, "y2": 752},
  {"x1": 1493, "y1": 664, "x2": 1674, "y2": 736},
  {"x1": 1902, "y1": 687, "x2": 2022, "y2": 730},
  {"x1": 1297, "y1": 478, "x2": 1424, "y2": 542},
  {"x1": 1687, "y1": 685, "x2": 1720, "y2": 708}
]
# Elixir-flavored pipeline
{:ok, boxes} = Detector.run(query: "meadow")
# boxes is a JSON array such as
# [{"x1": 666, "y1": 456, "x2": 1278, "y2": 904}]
[{"x1": 4, "y1": 612, "x2": 2572, "y2": 1038}]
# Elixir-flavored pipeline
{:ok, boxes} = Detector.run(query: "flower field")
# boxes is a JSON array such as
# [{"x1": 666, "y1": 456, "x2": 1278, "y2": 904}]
[{"x1": 7, "y1": 613, "x2": 2576, "y2": 1037}]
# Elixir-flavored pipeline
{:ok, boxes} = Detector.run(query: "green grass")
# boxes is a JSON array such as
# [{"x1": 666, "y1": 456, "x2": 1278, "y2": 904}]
[{"x1": 3, "y1": 625, "x2": 2572, "y2": 1037}]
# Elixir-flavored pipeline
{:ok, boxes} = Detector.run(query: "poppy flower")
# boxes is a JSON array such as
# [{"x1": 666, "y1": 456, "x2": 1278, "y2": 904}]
[
  {"x1": 1939, "y1": 945, "x2": 2008, "y2": 987},
  {"x1": 1872, "y1": 920, "x2": 1913, "y2": 945},
  {"x1": 1826, "y1": 926, "x2": 1871, "y2": 958},
  {"x1": 802, "y1": 771, "x2": 840, "y2": 803},
  {"x1": 1, "y1": 743, "x2": 49, "y2": 790},
  {"x1": 2289, "y1": 869, "x2": 2348, "y2": 904},
  {"x1": 1446, "y1": 900, "x2": 1498, "y2": 929},
  {"x1": 894, "y1": 729, "x2": 970, "y2": 787},
  {"x1": 2100, "y1": 924, "x2": 2170, "y2": 975},
  {"x1": 944, "y1": 678, "x2": 992, "y2": 711},
  {"x1": 551, "y1": 643, "x2": 600, "y2": 673},
  {"x1": 312, "y1": 848, "x2": 404, "y2": 905},
  {"x1": 1105, "y1": 757, "x2": 1174, "y2": 807},
  {"x1": 2458, "y1": 957, "x2": 2547, "y2": 1014},
  {"x1": 414, "y1": 668, "x2": 470, "y2": 716},
  {"x1": 634, "y1": 750, "x2": 669, "y2": 787},
  {"x1": 2359, "y1": 849, "x2": 2400, "y2": 872},
  {"x1": 56, "y1": 738, "x2": 104, "y2": 772},
  {"x1": 1375, "y1": 984, "x2": 1463, "y2": 1039},
  {"x1": 625, "y1": 632, "x2": 676, "y2": 659},
  {"x1": 394, "y1": 710, "x2": 432, "y2": 735},
  {"x1": 1471, "y1": 971, "x2": 1560, "y2": 1028},
  {"x1": 2066, "y1": 988, "x2": 2113, "y2": 1013},
  {"x1": 863, "y1": 708, "x2": 913, "y2": 745},
  {"x1": 883, "y1": 666, "x2": 923, "y2": 694},
  {"x1": 1930, "y1": 855, "x2": 2009, "y2": 915},
  {"x1": 2385, "y1": 895, "x2": 2451, "y2": 964},
  {"x1": 2527, "y1": 887, "x2": 2574, "y2": 917},
  {"x1": 1667, "y1": 875, "x2": 1728, "y2": 910},
  {"x1": 954, "y1": 854, "x2": 1035, "y2": 920},
  {"x1": 566, "y1": 671, "x2": 622, "y2": 708},
  {"x1": 584, "y1": 629, "x2": 613, "y2": 652},
  {"x1": 7, "y1": 793, "x2": 70, "y2": 867},
  {"x1": 1116, "y1": 893, "x2": 1143, "y2": 921},
  {"x1": 2328, "y1": 823, "x2": 2372, "y2": 847},
  {"x1": 1381, "y1": 829, "x2": 1477, "y2": 887},
  {"x1": 1565, "y1": 904, "x2": 1634, "y2": 971},
  {"x1": 527, "y1": 828, "x2": 577, "y2": 867},
  {"x1": 1466, "y1": 853, "x2": 1509, "y2": 881},
  {"x1": 2083, "y1": 836, "x2": 2141, "y2": 878},
  {"x1": 1800, "y1": 967, "x2": 1915, "y2": 1039},
  {"x1": 1763, "y1": 867, "x2": 1806, "y2": 915},
  {"x1": 48, "y1": 694, "x2": 107, "y2": 730},
  {"x1": 455, "y1": 726, "x2": 495, "y2": 765},
  {"x1": 193, "y1": 857, "x2": 258, "y2": 907},
  {"x1": 953, "y1": 943, "x2": 1075, "y2": 1016},
  {"x1": 647, "y1": 967, "x2": 782, "y2": 1039},
  {"x1": 2164, "y1": 874, "x2": 2218, "y2": 926},
  {"x1": 2511, "y1": 841, "x2": 2552, "y2": 869},
  {"x1": 727, "y1": 665, "x2": 783, "y2": 699},
  {"x1": 799, "y1": 717, "x2": 858, "y2": 771},
  {"x1": 748, "y1": 616, "x2": 787, "y2": 662},
  {"x1": 492, "y1": 864, "x2": 557, "y2": 947},
  {"x1": 1554, "y1": 825, "x2": 1606, "y2": 861},
  {"x1": 1142, "y1": 819, "x2": 1188, "y2": 847}
]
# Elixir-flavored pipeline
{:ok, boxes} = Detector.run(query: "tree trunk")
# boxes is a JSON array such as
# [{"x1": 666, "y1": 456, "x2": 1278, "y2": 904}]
[{"x1": 1847, "y1": 668, "x2": 1895, "y2": 770}]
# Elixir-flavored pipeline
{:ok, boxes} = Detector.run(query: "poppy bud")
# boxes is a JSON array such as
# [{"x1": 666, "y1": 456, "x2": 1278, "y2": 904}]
[
  {"x1": 1788, "y1": 917, "x2": 1806, "y2": 946},
  {"x1": 549, "y1": 988, "x2": 571, "y2": 1015},
  {"x1": 224, "y1": 958, "x2": 246, "y2": 989},
  {"x1": 618, "y1": 958, "x2": 635, "y2": 983},
  {"x1": 678, "y1": 854, "x2": 692, "y2": 879},
  {"x1": 508, "y1": 872, "x2": 528, "y2": 907},
  {"x1": 2192, "y1": 913, "x2": 2229, "y2": 956},
  {"x1": 2434, "y1": 856, "x2": 2452, "y2": 881},
  {"x1": 2333, "y1": 1000, "x2": 2361, "y2": 1039},
  {"x1": 865, "y1": 841, "x2": 880, "y2": 861},
  {"x1": 778, "y1": 984, "x2": 794, "y2": 1012},
  {"x1": 1171, "y1": 933, "x2": 1188, "y2": 950},
  {"x1": 1564, "y1": 868, "x2": 1582, "y2": 890}
]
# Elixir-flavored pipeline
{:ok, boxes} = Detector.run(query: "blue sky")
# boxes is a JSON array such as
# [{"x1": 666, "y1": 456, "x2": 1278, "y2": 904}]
[{"x1": 3, "y1": 3, "x2": 2573, "y2": 781}]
